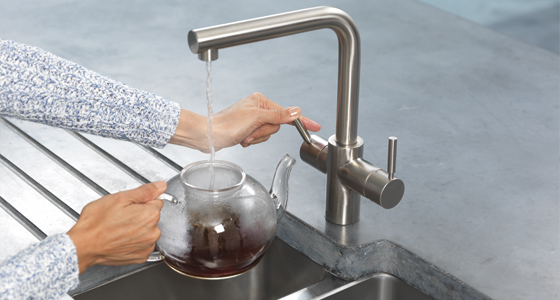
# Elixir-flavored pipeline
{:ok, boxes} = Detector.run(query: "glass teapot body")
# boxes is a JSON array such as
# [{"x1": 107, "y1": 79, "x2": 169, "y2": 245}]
[{"x1": 156, "y1": 156, "x2": 294, "y2": 279}]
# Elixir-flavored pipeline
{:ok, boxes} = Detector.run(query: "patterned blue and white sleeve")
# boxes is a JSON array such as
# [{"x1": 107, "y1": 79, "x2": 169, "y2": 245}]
[
  {"x1": 0, "y1": 39, "x2": 181, "y2": 148},
  {"x1": 0, "y1": 233, "x2": 79, "y2": 300}
]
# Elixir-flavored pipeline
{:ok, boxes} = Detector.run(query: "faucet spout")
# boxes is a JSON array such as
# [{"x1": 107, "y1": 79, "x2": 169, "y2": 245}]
[{"x1": 188, "y1": 6, "x2": 360, "y2": 146}]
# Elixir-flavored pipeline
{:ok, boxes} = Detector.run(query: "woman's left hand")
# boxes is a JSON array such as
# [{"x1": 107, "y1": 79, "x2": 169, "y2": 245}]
[{"x1": 67, "y1": 181, "x2": 166, "y2": 274}]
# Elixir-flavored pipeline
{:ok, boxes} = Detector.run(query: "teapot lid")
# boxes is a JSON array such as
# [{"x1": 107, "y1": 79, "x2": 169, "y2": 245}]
[{"x1": 181, "y1": 160, "x2": 246, "y2": 192}]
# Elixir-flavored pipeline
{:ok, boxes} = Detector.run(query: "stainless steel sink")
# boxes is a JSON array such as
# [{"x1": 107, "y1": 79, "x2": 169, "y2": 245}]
[
  {"x1": 280, "y1": 270, "x2": 432, "y2": 300},
  {"x1": 74, "y1": 237, "x2": 433, "y2": 300},
  {"x1": 317, "y1": 273, "x2": 432, "y2": 300},
  {"x1": 73, "y1": 238, "x2": 327, "y2": 300}
]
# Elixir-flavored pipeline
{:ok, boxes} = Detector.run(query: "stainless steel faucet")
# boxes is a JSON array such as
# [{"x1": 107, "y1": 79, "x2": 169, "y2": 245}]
[{"x1": 188, "y1": 6, "x2": 404, "y2": 225}]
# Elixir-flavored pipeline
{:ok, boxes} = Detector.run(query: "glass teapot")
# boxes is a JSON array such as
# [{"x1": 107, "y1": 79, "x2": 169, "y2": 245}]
[{"x1": 153, "y1": 154, "x2": 295, "y2": 279}]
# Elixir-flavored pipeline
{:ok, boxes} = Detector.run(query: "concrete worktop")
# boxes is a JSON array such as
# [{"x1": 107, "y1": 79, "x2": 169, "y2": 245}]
[{"x1": 1, "y1": 0, "x2": 558, "y2": 299}]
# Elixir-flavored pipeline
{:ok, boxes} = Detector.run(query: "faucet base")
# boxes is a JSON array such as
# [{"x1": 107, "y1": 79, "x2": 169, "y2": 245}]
[{"x1": 326, "y1": 135, "x2": 364, "y2": 225}]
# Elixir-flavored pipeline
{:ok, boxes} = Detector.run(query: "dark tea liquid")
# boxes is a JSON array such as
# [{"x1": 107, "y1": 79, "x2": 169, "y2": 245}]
[
  {"x1": 164, "y1": 210, "x2": 274, "y2": 279},
  {"x1": 164, "y1": 243, "x2": 271, "y2": 279}
]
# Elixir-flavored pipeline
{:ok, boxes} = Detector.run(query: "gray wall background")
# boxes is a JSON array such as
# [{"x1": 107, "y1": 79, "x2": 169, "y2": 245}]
[{"x1": 418, "y1": 0, "x2": 559, "y2": 54}]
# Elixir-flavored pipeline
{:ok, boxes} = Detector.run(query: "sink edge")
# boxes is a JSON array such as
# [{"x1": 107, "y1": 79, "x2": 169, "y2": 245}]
[
  {"x1": 276, "y1": 211, "x2": 493, "y2": 300},
  {"x1": 69, "y1": 262, "x2": 158, "y2": 295}
]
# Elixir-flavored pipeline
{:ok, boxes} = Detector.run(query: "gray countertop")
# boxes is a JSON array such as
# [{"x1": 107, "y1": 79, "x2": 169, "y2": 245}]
[{"x1": 0, "y1": 0, "x2": 558, "y2": 299}]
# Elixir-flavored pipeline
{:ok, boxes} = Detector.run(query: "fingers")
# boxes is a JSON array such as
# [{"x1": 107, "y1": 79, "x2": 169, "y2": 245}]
[
  {"x1": 249, "y1": 93, "x2": 320, "y2": 131},
  {"x1": 247, "y1": 92, "x2": 280, "y2": 110},
  {"x1": 299, "y1": 116, "x2": 321, "y2": 132},
  {"x1": 147, "y1": 197, "x2": 165, "y2": 210},
  {"x1": 121, "y1": 181, "x2": 167, "y2": 205},
  {"x1": 242, "y1": 124, "x2": 280, "y2": 145},
  {"x1": 68, "y1": 180, "x2": 167, "y2": 273},
  {"x1": 98, "y1": 243, "x2": 158, "y2": 266},
  {"x1": 241, "y1": 110, "x2": 320, "y2": 147},
  {"x1": 242, "y1": 135, "x2": 271, "y2": 147},
  {"x1": 213, "y1": 92, "x2": 321, "y2": 150},
  {"x1": 260, "y1": 106, "x2": 301, "y2": 125}
]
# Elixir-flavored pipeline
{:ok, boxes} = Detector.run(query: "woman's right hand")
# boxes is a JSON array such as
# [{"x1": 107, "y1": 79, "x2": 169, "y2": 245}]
[
  {"x1": 67, "y1": 181, "x2": 166, "y2": 274},
  {"x1": 168, "y1": 92, "x2": 321, "y2": 152},
  {"x1": 212, "y1": 92, "x2": 321, "y2": 150}
]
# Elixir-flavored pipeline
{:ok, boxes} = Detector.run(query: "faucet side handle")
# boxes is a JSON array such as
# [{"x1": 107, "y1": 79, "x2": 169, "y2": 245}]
[
  {"x1": 299, "y1": 134, "x2": 329, "y2": 174},
  {"x1": 296, "y1": 118, "x2": 329, "y2": 173},
  {"x1": 294, "y1": 118, "x2": 312, "y2": 144},
  {"x1": 337, "y1": 136, "x2": 404, "y2": 209},
  {"x1": 387, "y1": 136, "x2": 397, "y2": 180},
  {"x1": 338, "y1": 158, "x2": 404, "y2": 209}
]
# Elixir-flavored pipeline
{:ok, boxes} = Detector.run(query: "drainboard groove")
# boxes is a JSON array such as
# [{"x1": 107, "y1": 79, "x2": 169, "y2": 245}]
[
  {"x1": 0, "y1": 196, "x2": 47, "y2": 241},
  {"x1": 137, "y1": 145, "x2": 183, "y2": 173},
  {"x1": 0, "y1": 117, "x2": 109, "y2": 196},
  {"x1": 66, "y1": 130, "x2": 150, "y2": 185},
  {"x1": 0, "y1": 154, "x2": 80, "y2": 221}
]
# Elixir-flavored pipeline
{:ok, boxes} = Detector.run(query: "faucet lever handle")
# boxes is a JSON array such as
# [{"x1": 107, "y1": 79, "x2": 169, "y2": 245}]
[
  {"x1": 387, "y1": 137, "x2": 397, "y2": 180},
  {"x1": 294, "y1": 118, "x2": 312, "y2": 144}
]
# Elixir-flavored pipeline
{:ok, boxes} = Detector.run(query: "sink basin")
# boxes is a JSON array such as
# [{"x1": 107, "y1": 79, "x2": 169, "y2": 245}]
[
  {"x1": 74, "y1": 238, "x2": 432, "y2": 300},
  {"x1": 73, "y1": 238, "x2": 327, "y2": 300},
  {"x1": 280, "y1": 272, "x2": 432, "y2": 300},
  {"x1": 318, "y1": 273, "x2": 432, "y2": 300}
]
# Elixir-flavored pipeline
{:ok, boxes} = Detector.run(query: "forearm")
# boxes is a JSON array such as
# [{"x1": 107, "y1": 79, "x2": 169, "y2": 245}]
[
  {"x1": 0, "y1": 39, "x2": 181, "y2": 148},
  {"x1": 168, "y1": 108, "x2": 208, "y2": 151},
  {"x1": 0, "y1": 234, "x2": 79, "y2": 300}
]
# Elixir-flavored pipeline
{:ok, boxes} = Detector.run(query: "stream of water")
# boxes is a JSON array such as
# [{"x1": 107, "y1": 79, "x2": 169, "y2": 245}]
[{"x1": 206, "y1": 61, "x2": 215, "y2": 190}]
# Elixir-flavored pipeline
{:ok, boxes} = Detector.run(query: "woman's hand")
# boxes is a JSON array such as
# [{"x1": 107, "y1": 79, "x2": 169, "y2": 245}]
[
  {"x1": 168, "y1": 92, "x2": 321, "y2": 152},
  {"x1": 67, "y1": 181, "x2": 166, "y2": 274}
]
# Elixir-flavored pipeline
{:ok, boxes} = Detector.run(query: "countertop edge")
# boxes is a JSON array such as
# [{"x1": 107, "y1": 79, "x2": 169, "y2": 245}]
[{"x1": 277, "y1": 211, "x2": 494, "y2": 300}]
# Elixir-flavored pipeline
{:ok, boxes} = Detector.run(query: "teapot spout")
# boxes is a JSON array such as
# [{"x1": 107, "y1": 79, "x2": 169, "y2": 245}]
[{"x1": 270, "y1": 154, "x2": 296, "y2": 221}]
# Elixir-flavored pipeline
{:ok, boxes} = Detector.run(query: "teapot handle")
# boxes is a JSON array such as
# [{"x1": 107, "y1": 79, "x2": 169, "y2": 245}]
[
  {"x1": 156, "y1": 192, "x2": 178, "y2": 204},
  {"x1": 147, "y1": 250, "x2": 164, "y2": 262},
  {"x1": 147, "y1": 192, "x2": 178, "y2": 262},
  {"x1": 270, "y1": 154, "x2": 296, "y2": 221}
]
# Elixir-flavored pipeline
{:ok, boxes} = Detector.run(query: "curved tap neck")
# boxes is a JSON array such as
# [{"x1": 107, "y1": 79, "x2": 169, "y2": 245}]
[{"x1": 188, "y1": 6, "x2": 361, "y2": 145}]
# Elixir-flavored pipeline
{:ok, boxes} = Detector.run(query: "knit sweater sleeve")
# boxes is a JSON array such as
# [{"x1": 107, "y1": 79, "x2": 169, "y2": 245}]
[
  {"x1": 0, "y1": 39, "x2": 181, "y2": 148},
  {"x1": 0, "y1": 233, "x2": 79, "y2": 300}
]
